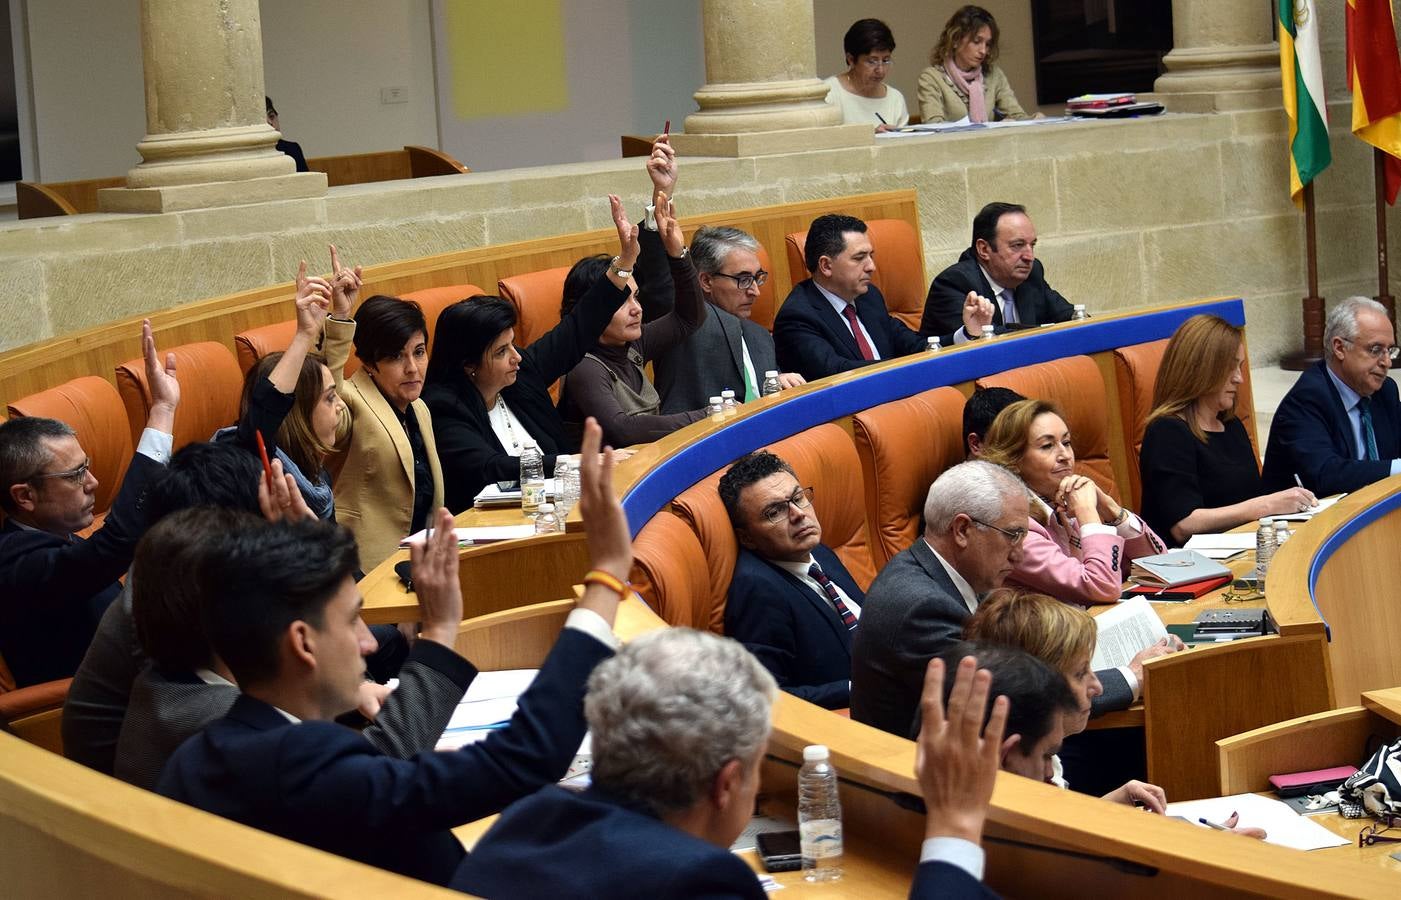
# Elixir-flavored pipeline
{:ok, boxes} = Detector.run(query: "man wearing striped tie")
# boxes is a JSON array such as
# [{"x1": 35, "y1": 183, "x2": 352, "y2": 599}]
[{"x1": 719, "y1": 451, "x2": 864, "y2": 710}]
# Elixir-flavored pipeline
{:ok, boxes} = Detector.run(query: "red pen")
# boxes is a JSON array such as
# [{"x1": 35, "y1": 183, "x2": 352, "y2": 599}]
[
  {"x1": 254, "y1": 430, "x2": 274, "y2": 490},
  {"x1": 663, "y1": 119, "x2": 670, "y2": 136}
]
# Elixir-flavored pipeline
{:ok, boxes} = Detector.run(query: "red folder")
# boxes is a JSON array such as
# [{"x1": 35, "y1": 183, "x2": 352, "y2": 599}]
[{"x1": 1124, "y1": 573, "x2": 1232, "y2": 600}]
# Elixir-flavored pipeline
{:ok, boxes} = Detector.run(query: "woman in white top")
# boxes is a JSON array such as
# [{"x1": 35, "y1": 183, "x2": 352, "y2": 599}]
[{"x1": 823, "y1": 18, "x2": 909, "y2": 132}]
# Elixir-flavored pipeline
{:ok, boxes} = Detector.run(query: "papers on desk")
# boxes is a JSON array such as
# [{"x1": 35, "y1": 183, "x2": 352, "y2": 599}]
[
  {"x1": 472, "y1": 478, "x2": 556, "y2": 508},
  {"x1": 1183, "y1": 531, "x2": 1257, "y2": 559},
  {"x1": 399, "y1": 524, "x2": 536, "y2": 548},
  {"x1": 1267, "y1": 494, "x2": 1345, "y2": 522},
  {"x1": 1090, "y1": 597, "x2": 1168, "y2": 670},
  {"x1": 875, "y1": 115, "x2": 1077, "y2": 137},
  {"x1": 1164, "y1": 793, "x2": 1348, "y2": 851}
]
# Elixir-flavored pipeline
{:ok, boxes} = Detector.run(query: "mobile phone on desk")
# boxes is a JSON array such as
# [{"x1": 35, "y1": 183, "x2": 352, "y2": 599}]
[
  {"x1": 755, "y1": 830, "x2": 803, "y2": 873},
  {"x1": 1232, "y1": 576, "x2": 1259, "y2": 590},
  {"x1": 394, "y1": 560, "x2": 413, "y2": 592}
]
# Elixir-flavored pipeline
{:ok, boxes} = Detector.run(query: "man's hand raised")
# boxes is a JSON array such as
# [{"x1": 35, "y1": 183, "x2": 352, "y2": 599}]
[
  {"x1": 575, "y1": 416, "x2": 631, "y2": 628},
  {"x1": 142, "y1": 318, "x2": 179, "y2": 435},
  {"x1": 410, "y1": 508, "x2": 464, "y2": 648},
  {"x1": 915, "y1": 656, "x2": 1007, "y2": 844}
]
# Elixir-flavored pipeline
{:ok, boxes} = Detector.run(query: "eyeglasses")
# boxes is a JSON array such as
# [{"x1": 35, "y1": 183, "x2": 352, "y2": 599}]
[
  {"x1": 1341, "y1": 338, "x2": 1401, "y2": 360},
  {"x1": 859, "y1": 57, "x2": 893, "y2": 69},
  {"x1": 29, "y1": 459, "x2": 91, "y2": 486},
  {"x1": 969, "y1": 517, "x2": 1028, "y2": 545},
  {"x1": 1358, "y1": 817, "x2": 1401, "y2": 847},
  {"x1": 712, "y1": 270, "x2": 768, "y2": 291},
  {"x1": 759, "y1": 486, "x2": 815, "y2": 525}
]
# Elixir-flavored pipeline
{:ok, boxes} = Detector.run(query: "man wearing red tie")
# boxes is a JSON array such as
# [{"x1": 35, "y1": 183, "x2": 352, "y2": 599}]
[
  {"x1": 718, "y1": 450, "x2": 864, "y2": 709},
  {"x1": 774, "y1": 213, "x2": 991, "y2": 381}
]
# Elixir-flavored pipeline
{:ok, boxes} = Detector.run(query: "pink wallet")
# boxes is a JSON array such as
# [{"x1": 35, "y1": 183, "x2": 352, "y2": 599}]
[{"x1": 1268, "y1": 766, "x2": 1358, "y2": 797}]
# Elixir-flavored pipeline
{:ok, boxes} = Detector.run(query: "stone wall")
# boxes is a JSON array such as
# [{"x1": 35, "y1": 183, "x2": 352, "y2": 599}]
[{"x1": 0, "y1": 103, "x2": 1390, "y2": 365}]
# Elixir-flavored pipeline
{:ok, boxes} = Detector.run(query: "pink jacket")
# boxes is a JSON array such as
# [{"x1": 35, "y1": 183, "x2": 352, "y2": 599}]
[{"x1": 1009, "y1": 507, "x2": 1166, "y2": 605}]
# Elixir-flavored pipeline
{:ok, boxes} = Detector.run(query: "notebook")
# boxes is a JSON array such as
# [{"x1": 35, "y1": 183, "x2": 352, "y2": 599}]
[{"x1": 1130, "y1": 549, "x2": 1231, "y2": 589}]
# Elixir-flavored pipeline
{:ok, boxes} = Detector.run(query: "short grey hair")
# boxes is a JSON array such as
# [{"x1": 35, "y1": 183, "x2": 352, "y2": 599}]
[
  {"x1": 923, "y1": 459, "x2": 1027, "y2": 534},
  {"x1": 690, "y1": 225, "x2": 761, "y2": 277},
  {"x1": 585, "y1": 628, "x2": 777, "y2": 816},
  {"x1": 0, "y1": 417, "x2": 76, "y2": 513},
  {"x1": 1324, "y1": 296, "x2": 1389, "y2": 347}
]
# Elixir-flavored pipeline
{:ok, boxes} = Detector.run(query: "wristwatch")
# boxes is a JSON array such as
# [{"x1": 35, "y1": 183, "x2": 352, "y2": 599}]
[{"x1": 608, "y1": 256, "x2": 634, "y2": 279}]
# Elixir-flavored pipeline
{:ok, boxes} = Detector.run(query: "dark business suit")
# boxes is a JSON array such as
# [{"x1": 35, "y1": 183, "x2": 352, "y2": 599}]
[
  {"x1": 1261, "y1": 360, "x2": 1401, "y2": 496},
  {"x1": 850, "y1": 539, "x2": 973, "y2": 737},
  {"x1": 451, "y1": 785, "x2": 767, "y2": 899},
  {"x1": 0, "y1": 453, "x2": 162, "y2": 688},
  {"x1": 920, "y1": 248, "x2": 1073, "y2": 338},
  {"x1": 911, "y1": 861, "x2": 999, "y2": 899},
  {"x1": 773, "y1": 280, "x2": 926, "y2": 382},
  {"x1": 158, "y1": 629, "x2": 610, "y2": 886},
  {"x1": 724, "y1": 545, "x2": 861, "y2": 709},
  {"x1": 656, "y1": 307, "x2": 778, "y2": 414}
]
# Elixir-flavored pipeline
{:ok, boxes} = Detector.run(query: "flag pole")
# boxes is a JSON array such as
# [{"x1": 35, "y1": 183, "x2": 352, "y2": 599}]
[
  {"x1": 1374, "y1": 147, "x2": 1397, "y2": 324},
  {"x1": 1282, "y1": 181, "x2": 1325, "y2": 371}
]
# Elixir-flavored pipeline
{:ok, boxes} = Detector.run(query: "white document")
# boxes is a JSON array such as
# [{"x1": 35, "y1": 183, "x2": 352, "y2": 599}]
[
  {"x1": 473, "y1": 478, "x2": 556, "y2": 508},
  {"x1": 1090, "y1": 597, "x2": 1168, "y2": 670},
  {"x1": 1164, "y1": 793, "x2": 1349, "y2": 851},
  {"x1": 1183, "y1": 531, "x2": 1257, "y2": 559},
  {"x1": 1267, "y1": 494, "x2": 1344, "y2": 522},
  {"x1": 400, "y1": 524, "x2": 536, "y2": 548}
]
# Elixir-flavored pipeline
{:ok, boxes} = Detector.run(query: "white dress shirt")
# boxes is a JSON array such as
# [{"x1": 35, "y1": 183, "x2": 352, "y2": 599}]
[{"x1": 774, "y1": 554, "x2": 862, "y2": 620}]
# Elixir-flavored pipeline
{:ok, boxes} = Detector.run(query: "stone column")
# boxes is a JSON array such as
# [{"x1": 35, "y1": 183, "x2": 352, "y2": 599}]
[
  {"x1": 100, "y1": 0, "x2": 325, "y2": 213},
  {"x1": 671, "y1": 0, "x2": 869, "y2": 158},
  {"x1": 1150, "y1": 0, "x2": 1280, "y2": 109}
]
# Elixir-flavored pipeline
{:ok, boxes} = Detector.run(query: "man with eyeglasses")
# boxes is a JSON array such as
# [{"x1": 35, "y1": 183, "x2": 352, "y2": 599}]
[
  {"x1": 851, "y1": 460, "x2": 1031, "y2": 737},
  {"x1": 1263, "y1": 296, "x2": 1401, "y2": 496},
  {"x1": 0, "y1": 321, "x2": 179, "y2": 687},
  {"x1": 718, "y1": 451, "x2": 864, "y2": 709}
]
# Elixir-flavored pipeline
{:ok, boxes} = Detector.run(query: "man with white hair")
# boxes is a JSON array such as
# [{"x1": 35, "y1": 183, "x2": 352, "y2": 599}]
[
  {"x1": 452, "y1": 628, "x2": 1003, "y2": 899},
  {"x1": 851, "y1": 460, "x2": 1030, "y2": 737},
  {"x1": 1263, "y1": 296, "x2": 1401, "y2": 496}
]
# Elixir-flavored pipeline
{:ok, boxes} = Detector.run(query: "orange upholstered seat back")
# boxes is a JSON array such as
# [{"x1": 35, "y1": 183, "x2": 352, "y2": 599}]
[
  {"x1": 670, "y1": 470, "x2": 736, "y2": 632},
  {"x1": 401, "y1": 284, "x2": 485, "y2": 352},
  {"x1": 742, "y1": 244, "x2": 780, "y2": 333},
  {"x1": 852, "y1": 385, "x2": 967, "y2": 568},
  {"x1": 976, "y1": 355, "x2": 1121, "y2": 503},
  {"x1": 783, "y1": 219, "x2": 925, "y2": 329},
  {"x1": 630, "y1": 511, "x2": 718, "y2": 632},
  {"x1": 115, "y1": 342, "x2": 242, "y2": 451},
  {"x1": 498, "y1": 268, "x2": 568, "y2": 349},
  {"x1": 234, "y1": 320, "x2": 299, "y2": 375}
]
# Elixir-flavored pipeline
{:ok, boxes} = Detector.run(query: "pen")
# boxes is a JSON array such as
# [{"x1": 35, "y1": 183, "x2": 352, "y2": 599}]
[
  {"x1": 1198, "y1": 816, "x2": 1230, "y2": 831},
  {"x1": 254, "y1": 430, "x2": 274, "y2": 490},
  {"x1": 1294, "y1": 473, "x2": 1304, "y2": 488},
  {"x1": 663, "y1": 119, "x2": 670, "y2": 136},
  {"x1": 875, "y1": 112, "x2": 888, "y2": 125}
]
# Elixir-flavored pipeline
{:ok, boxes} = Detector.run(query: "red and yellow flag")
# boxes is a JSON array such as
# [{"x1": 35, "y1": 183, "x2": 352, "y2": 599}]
[{"x1": 1347, "y1": 0, "x2": 1401, "y2": 203}]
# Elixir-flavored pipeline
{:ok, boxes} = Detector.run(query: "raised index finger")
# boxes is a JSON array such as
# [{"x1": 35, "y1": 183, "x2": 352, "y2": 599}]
[{"x1": 329, "y1": 244, "x2": 343, "y2": 277}]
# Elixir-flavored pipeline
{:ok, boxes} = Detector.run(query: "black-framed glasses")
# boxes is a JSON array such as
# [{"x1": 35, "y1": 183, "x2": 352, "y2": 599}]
[
  {"x1": 1359, "y1": 817, "x2": 1401, "y2": 847},
  {"x1": 759, "y1": 486, "x2": 814, "y2": 525},
  {"x1": 1341, "y1": 338, "x2": 1401, "y2": 360},
  {"x1": 28, "y1": 459, "x2": 91, "y2": 486},
  {"x1": 969, "y1": 517, "x2": 1028, "y2": 545},
  {"x1": 712, "y1": 270, "x2": 768, "y2": 291}
]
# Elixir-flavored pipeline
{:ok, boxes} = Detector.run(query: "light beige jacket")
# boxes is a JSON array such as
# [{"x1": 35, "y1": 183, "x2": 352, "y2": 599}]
[{"x1": 916, "y1": 63, "x2": 1029, "y2": 123}]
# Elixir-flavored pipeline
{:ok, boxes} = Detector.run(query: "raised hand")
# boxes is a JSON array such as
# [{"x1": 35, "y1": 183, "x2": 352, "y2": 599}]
[
  {"x1": 646, "y1": 134, "x2": 677, "y2": 202},
  {"x1": 409, "y1": 507, "x2": 463, "y2": 648},
  {"x1": 962, "y1": 291, "x2": 994, "y2": 335},
  {"x1": 142, "y1": 319, "x2": 179, "y2": 434},
  {"x1": 576, "y1": 416, "x2": 632, "y2": 629},
  {"x1": 257, "y1": 458, "x2": 314, "y2": 523},
  {"x1": 654, "y1": 191, "x2": 684, "y2": 258},
  {"x1": 609, "y1": 194, "x2": 640, "y2": 269},
  {"x1": 915, "y1": 656, "x2": 1007, "y2": 843},
  {"x1": 294, "y1": 260, "x2": 333, "y2": 339},
  {"x1": 328, "y1": 244, "x2": 363, "y2": 318}
]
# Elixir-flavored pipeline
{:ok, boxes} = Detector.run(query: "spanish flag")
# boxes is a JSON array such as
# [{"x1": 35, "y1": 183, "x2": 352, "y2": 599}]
[
  {"x1": 1346, "y1": 0, "x2": 1401, "y2": 204},
  {"x1": 1279, "y1": 0, "x2": 1331, "y2": 205}
]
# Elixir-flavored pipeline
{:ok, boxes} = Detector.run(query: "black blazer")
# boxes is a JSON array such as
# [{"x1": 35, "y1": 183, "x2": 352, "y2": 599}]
[
  {"x1": 0, "y1": 452, "x2": 161, "y2": 687},
  {"x1": 773, "y1": 279, "x2": 925, "y2": 382},
  {"x1": 920, "y1": 248, "x2": 1073, "y2": 337},
  {"x1": 423, "y1": 276, "x2": 629, "y2": 513},
  {"x1": 451, "y1": 785, "x2": 767, "y2": 899},
  {"x1": 1261, "y1": 359, "x2": 1401, "y2": 495},
  {"x1": 724, "y1": 545, "x2": 862, "y2": 709},
  {"x1": 157, "y1": 629, "x2": 611, "y2": 886}
]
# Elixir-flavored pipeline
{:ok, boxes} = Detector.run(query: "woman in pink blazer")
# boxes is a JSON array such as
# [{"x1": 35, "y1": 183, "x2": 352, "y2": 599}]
[{"x1": 980, "y1": 399, "x2": 1165, "y2": 604}]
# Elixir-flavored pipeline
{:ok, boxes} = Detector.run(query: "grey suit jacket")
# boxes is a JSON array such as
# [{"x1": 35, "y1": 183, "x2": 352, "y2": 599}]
[
  {"x1": 850, "y1": 540, "x2": 971, "y2": 737},
  {"x1": 654, "y1": 304, "x2": 778, "y2": 414}
]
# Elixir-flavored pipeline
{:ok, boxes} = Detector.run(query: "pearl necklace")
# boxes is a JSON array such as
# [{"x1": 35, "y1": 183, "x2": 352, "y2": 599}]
[{"x1": 492, "y1": 395, "x2": 522, "y2": 452}]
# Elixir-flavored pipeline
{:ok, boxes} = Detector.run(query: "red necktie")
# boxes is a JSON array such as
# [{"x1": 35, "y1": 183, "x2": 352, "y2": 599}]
[
  {"x1": 841, "y1": 304, "x2": 875, "y2": 361},
  {"x1": 809, "y1": 562, "x2": 858, "y2": 630}
]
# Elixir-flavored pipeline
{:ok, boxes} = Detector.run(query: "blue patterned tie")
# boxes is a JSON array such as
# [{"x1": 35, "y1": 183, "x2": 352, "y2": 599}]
[{"x1": 1358, "y1": 396, "x2": 1380, "y2": 461}]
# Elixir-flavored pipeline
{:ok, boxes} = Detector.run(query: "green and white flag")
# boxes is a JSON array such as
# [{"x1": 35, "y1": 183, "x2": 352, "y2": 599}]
[{"x1": 1280, "y1": 0, "x2": 1332, "y2": 204}]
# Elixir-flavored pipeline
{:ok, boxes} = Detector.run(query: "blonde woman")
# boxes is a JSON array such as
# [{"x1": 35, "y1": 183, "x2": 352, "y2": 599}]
[{"x1": 917, "y1": 6, "x2": 1031, "y2": 124}]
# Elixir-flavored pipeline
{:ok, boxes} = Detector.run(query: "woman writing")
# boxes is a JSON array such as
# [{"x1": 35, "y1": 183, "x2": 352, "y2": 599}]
[
  {"x1": 918, "y1": 6, "x2": 1032, "y2": 124},
  {"x1": 423, "y1": 195, "x2": 639, "y2": 512},
  {"x1": 558, "y1": 192, "x2": 709, "y2": 448},
  {"x1": 1140, "y1": 314, "x2": 1316, "y2": 545},
  {"x1": 980, "y1": 399, "x2": 1165, "y2": 604},
  {"x1": 823, "y1": 18, "x2": 909, "y2": 131}
]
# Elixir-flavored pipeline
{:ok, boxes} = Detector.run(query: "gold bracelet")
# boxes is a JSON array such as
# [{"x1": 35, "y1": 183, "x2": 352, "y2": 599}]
[{"x1": 583, "y1": 569, "x2": 631, "y2": 601}]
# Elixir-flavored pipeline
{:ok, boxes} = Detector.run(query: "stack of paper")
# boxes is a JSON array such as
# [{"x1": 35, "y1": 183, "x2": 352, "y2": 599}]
[
  {"x1": 400, "y1": 524, "x2": 536, "y2": 548},
  {"x1": 1183, "y1": 532, "x2": 1256, "y2": 560},
  {"x1": 473, "y1": 478, "x2": 556, "y2": 508},
  {"x1": 1164, "y1": 793, "x2": 1349, "y2": 851},
  {"x1": 1267, "y1": 494, "x2": 1344, "y2": 522}
]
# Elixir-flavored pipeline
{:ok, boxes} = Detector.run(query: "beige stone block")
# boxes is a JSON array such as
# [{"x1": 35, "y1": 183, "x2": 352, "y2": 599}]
[
  {"x1": 663, "y1": 186, "x2": 788, "y2": 221},
  {"x1": 670, "y1": 124, "x2": 870, "y2": 157},
  {"x1": 0, "y1": 259, "x2": 52, "y2": 352},
  {"x1": 1316, "y1": 206, "x2": 1382, "y2": 287},
  {"x1": 1227, "y1": 108, "x2": 1288, "y2": 139},
  {"x1": 269, "y1": 219, "x2": 489, "y2": 279},
  {"x1": 178, "y1": 198, "x2": 327, "y2": 242},
  {"x1": 0, "y1": 212, "x2": 183, "y2": 258},
  {"x1": 324, "y1": 179, "x2": 508, "y2": 226},
  {"x1": 484, "y1": 206, "x2": 589, "y2": 245},
  {"x1": 1219, "y1": 137, "x2": 1293, "y2": 217},
  {"x1": 670, "y1": 158, "x2": 757, "y2": 194},
  {"x1": 964, "y1": 158, "x2": 1059, "y2": 234},
  {"x1": 45, "y1": 239, "x2": 274, "y2": 334},
  {"x1": 1035, "y1": 232, "x2": 1145, "y2": 311},
  {"x1": 752, "y1": 146, "x2": 875, "y2": 184},
  {"x1": 1143, "y1": 215, "x2": 1304, "y2": 306},
  {"x1": 1005, "y1": 114, "x2": 1231, "y2": 164},
  {"x1": 1241, "y1": 290, "x2": 1307, "y2": 365},
  {"x1": 1058, "y1": 145, "x2": 1225, "y2": 232},
  {"x1": 1313, "y1": 134, "x2": 1375, "y2": 211},
  {"x1": 98, "y1": 172, "x2": 327, "y2": 213}
]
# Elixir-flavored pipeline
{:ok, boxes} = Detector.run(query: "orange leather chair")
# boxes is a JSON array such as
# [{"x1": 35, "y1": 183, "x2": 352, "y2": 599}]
[
  {"x1": 497, "y1": 268, "x2": 568, "y2": 349},
  {"x1": 234, "y1": 320, "x2": 298, "y2": 375},
  {"x1": 852, "y1": 386, "x2": 967, "y2": 568},
  {"x1": 115, "y1": 342, "x2": 243, "y2": 451},
  {"x1": 976, "y1": 355, "x2": 1122, "y2": 503},
  {"x1": 402, "y1": 284, "x2": 486, "y2": 352},
  {"x1": 7, "y1": 376, "x2": 133, "y2": 532},
  {"x1": 741, "y1": 244, "x2": 780, "y2": 333},
  {"x1": 630, "y1": 511, "x2": 718, "y2": 632},
  {"x1": 784, "y1": 219, "x2": 926, "y2": 330},
  {"x1": 670, "y1": 470, "x2": 737, "y2": 633}
]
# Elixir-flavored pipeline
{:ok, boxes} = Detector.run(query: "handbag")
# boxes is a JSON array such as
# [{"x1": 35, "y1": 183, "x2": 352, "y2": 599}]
[{"x1": 1338, "y1": 736, "x2": 1401, "y2": 819}]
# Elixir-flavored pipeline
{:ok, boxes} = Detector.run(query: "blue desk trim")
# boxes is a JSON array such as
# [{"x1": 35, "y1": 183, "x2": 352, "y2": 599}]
[
  {"x1": 1305, "y1": 490, "x2": 1401, "y2": 642},
  {"x1": 622, "y1": 298, "x2": 1246, "y2": 534}
]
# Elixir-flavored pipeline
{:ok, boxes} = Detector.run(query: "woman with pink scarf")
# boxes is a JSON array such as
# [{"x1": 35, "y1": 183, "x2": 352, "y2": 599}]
[{"x1": 917, "y1": 6, "x2": 1035, "y2": 124}]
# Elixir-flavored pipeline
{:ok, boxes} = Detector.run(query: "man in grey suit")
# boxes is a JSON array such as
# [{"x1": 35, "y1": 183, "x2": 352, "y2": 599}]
[{"x1": 851, "y1": 460, "x2": 1030, "y2": 737}]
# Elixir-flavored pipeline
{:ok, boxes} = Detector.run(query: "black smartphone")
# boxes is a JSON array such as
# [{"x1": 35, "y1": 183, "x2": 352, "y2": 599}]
[
  {"x1": 755, "y1": 830, "x2": 802, "y2": 873},
  {"x1": 394, "y1": 560, "x2": 413, "y2": 591}
]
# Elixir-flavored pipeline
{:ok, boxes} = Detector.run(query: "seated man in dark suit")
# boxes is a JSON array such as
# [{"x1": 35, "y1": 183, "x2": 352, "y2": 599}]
[
  {"x1": 774, "y1": 213, "x2": 992, "y2": 381},
  {"x1": 851, "y1": 460, "x2": 1030, "y2": 737},
  {"x1": 0, "y1": 320, "x2": 178, "y2": 687},
  {"x1": 1263, "y1": 296, "x2": 1401, "y2": 496},
  {"x1": 454, "y1": 628, "x2": 1002, "y2": 899},
  {"x1": 719, "y1": 450, "x2": 863, "y2": 709},
  {"x1": 921, "y1": 202, "x2": 1073, "y2": 340},
  {"x1": 159, "y1": 419, "x2": 631, "y2": 886}
]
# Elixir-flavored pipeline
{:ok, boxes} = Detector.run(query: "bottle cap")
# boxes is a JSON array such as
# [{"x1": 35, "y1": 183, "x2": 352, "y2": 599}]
[
  {"x1": 709, "y1": 396, "x2": 722, "y2": 405},
  {"x1": 981, "y1": 324, "x2": 995, "y2": 336},
  {"x1": 803, "y1": 744, "x2": 829, "y2": 762},
  {"x1": 1074, "y1": 304, "x2": 1086, "y2": 311},
  {"x1": 765, "y1": 370, "x2": 778, "y2": 378},
  {"x1": 537, "y1": 503, "x2": 555, "y2": 513},
  {"x1": 721, "y1": 389, "x2": 735, "y2": 398}
]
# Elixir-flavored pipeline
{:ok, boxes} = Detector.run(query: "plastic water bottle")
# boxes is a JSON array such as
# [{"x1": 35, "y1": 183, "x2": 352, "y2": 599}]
[
  {"x1": 1273, "y1": 520, "x2": 1291, "y2": 549},
  {"x1": 926, "y1": 336, "x2": 941, "y2": 352},
  {"x1": 721, "y1": 389, "x2": 738, "y2": 415},
  {"x1": 1072, "y1": 304, "x2": 1089, "y2": 321},
  {"x1": 980, "y1": 324, "x2": 996, "y2": 340},
  {"x1": 707, "y1": 396, "x2": 724, "y2": 420},
  {"x1": 1254, "y1": 517, "x2": 1276, "y2": 590},
  {"x1": 533, "y1": 502, "x2": 560, "y2": 534},
  {"x1": 520, "y1": 443, "x2": 545, "y2": 515},
  {"x1": 761, "y1": 370, "x2": 782, "y2": 397},
  {"x1": 553, "y1": 457, "x2": 578, "y2": 519},
  {"x1": 798, "y1": 744, "x2": 843, "y2": 882}
]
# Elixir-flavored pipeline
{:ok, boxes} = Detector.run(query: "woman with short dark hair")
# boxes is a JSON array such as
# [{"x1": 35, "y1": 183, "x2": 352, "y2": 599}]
[
  {"x1": 823, "y1": 18, "x2": 909, "y2": 130},
  {"x1": 423, "y1": 195, "x2": 640, "y2": 512}
]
